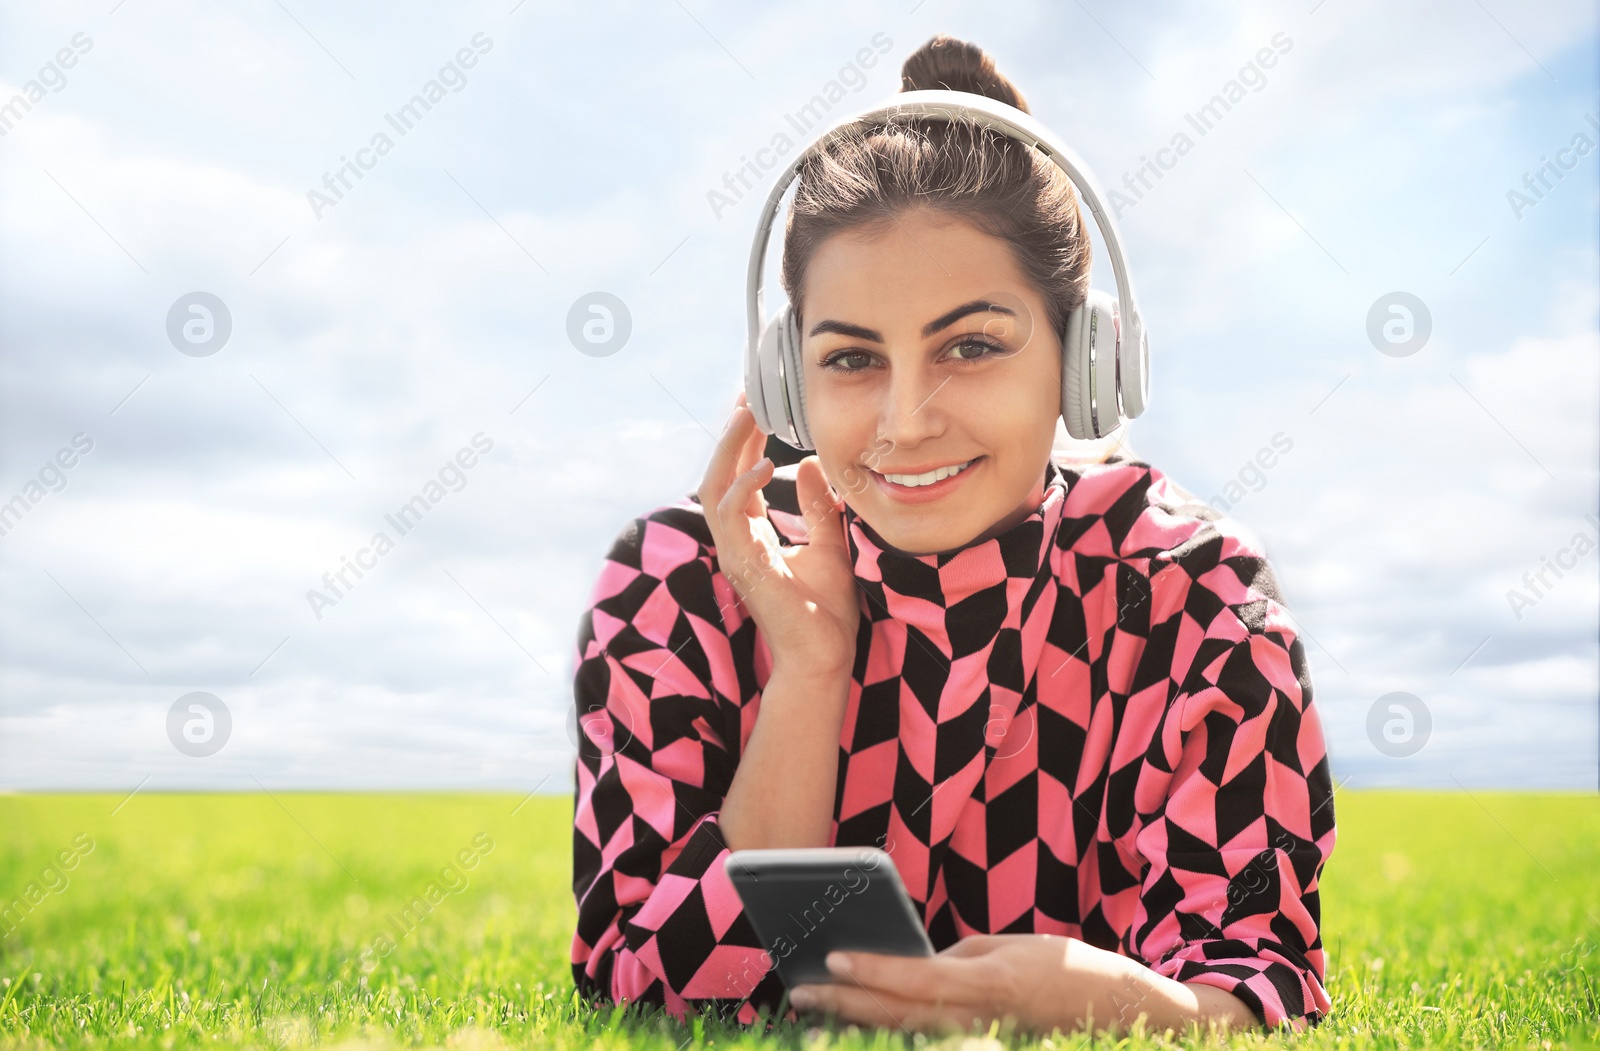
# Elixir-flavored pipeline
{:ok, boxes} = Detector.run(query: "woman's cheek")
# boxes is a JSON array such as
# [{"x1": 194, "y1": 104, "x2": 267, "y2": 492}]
[{"x1": 834, "y1": 461, "x2": 870, "y2": 498}]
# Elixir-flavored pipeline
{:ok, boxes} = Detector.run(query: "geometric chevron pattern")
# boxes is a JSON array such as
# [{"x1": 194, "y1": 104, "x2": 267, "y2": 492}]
[{"x1": 571, "y1": 455, "x2": 1336, "y2": 1029}]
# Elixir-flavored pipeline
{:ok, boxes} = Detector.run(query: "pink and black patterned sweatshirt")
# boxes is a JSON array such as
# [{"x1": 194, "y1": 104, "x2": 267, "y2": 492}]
[{"x1": 570, "y1": 454, "x2": 1336, "y2": 1029}]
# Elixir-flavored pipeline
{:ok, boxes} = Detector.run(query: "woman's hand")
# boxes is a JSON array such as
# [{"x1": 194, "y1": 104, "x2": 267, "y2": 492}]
[
  {"x1": 785, "y1": 934, "x2": 1259, "y2": 1038},
  {"x1": 698, "y1": 391, "x2": 860, "y2": 675}
]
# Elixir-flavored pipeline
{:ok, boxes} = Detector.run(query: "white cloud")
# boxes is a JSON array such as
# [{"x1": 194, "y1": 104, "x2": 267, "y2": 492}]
[{"x1": 1, "y1": 0, "x2": 1594, "y2": 788}]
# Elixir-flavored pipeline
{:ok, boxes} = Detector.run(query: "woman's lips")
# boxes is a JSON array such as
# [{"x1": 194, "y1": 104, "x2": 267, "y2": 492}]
[{"x1": 867, "y1": 456, "x2": 983, "y2": 504}]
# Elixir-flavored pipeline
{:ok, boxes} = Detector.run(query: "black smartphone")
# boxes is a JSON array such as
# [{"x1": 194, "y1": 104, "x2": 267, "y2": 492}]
[{"x1": 724, "y1": 846, "x2": 935, "y2": 989}]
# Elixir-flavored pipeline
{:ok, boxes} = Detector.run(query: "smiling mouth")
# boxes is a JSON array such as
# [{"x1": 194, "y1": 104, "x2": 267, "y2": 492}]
[{"x1": 871, "y1": 457, "x2": 981, "y2": 488}]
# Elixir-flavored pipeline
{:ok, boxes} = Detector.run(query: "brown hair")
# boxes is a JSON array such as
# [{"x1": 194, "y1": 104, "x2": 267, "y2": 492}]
[{"x1": 778, "y1": 34, "x2": 1092, "y2": 342}]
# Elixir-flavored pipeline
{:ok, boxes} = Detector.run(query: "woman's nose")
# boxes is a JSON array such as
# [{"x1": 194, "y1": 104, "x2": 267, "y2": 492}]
[{"x1": 874, "y1": 367, "x2": 948, "y2": 451}]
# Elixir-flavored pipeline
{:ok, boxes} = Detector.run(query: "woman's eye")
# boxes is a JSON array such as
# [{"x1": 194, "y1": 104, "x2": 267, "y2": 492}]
[
  {"x1": 949, "y1": 338, "x2": 1003, "y2": 362},
  {"x1": 821, "y1": 340, "x2": 1005, "y2": 372},
  {"x1": 822, "y1": 350, "x2": 873, "y2": 372}
]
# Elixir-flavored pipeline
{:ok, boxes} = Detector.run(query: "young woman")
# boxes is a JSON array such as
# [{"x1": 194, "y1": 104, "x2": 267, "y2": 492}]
[{"x1": 570, "y1": 34, "x2": 1335, "y2": 1038}]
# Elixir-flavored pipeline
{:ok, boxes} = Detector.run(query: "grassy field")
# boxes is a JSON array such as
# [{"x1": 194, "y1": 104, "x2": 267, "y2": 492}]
[{"x1": 0, "y1": 790, "x2": 1595, "y2": 1050}]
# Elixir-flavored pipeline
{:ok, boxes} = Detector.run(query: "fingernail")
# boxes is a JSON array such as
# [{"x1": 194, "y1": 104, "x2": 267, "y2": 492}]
[
  {"x1": 825, "y1": 951, "x2": 850, "y2": 973},
  {"x1": 755, "y1": 457, "x2": 771, "y2": 471},
  {"x1": 790, "y1": 987, "x2": 814, "y2": 1007}
]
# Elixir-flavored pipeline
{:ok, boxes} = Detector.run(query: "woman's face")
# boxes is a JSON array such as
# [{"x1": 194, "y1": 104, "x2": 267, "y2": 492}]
[{"x1": 800, "y1": 207, "x2": 1062, "y2": 557}]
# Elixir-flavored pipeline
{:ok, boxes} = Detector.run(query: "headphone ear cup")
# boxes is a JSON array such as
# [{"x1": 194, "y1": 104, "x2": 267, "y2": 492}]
[
  {"x1": 1060, "y1": 289, "x2": 1121, "y2": 440},
  {"x1": 779, "y1": 308, "x2": 813, "y2": 451},
  {"x1": 1120, "y1": 323, "x2": 1150, "y2": 419},
  {"x1": 750, "y1": 309, "x2": 788, "y2": 441},
  {"x1": 1061, "y1": 299, "x2": 1092, "y2": 441}
]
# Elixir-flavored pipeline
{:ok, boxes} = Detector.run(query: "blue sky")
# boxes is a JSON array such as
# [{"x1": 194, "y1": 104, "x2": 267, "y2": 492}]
[{"x1": 0, "y1": 0, "x2": 1595, "y2": 793}]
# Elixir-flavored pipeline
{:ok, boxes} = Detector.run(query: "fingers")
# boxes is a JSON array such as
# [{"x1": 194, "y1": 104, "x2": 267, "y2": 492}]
[
  {"x1": 699, "y1": 398, "x2": 770, "y2": 562},
  {"x1": 719, "y1": 453, "x2": 773, "y2": 527},
  {"x1": 938, "y1": 935, "x2": 1006, "y2": 959},
  {"x1": 795, "y1": 456, "x2": 845, "y2": 548},
  {"x1": 739, "y1": 406, "x2": 768, "y2": 470},
  {"x1": 827, "y1": 950, "x2": 976, "y2": 1001},
  {"x1": 700, "y1": 401, "x2": 756, "y2": 506},
  {"x1": 790, "y1": 982, "x2": 989, "y2": 1036}
]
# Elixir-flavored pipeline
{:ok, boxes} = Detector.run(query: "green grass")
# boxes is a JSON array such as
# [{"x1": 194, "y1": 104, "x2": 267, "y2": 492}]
[{"x1": 0, "y1": 790, "x2": 1595, "y2": 1050}]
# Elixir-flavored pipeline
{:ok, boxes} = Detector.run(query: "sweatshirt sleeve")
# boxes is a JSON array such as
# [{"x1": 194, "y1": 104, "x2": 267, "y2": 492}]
[
  {"x1": 569, "y1": 505, "x2": 794, "y2": 1025},
  {"x1": 1127, "y1": 529, "x2": 1336, "y2": 1030}
]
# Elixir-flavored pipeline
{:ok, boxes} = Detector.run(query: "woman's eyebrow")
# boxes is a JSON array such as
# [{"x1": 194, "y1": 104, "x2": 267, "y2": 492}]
[
  {"x1": 922, "y1": 299, "x2": 1016, "y2": 337},
  {"x1": 806, "y1": 300, "x2": 1018, "y2": 342},
  {"x1": 808, "y1": 319, "x2": 883, "y2": 342}
]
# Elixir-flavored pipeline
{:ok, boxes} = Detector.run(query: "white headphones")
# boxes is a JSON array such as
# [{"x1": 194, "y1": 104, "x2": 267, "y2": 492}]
[{"x1": 744, "y1": 88, "x2": 1150, "y2": 450}]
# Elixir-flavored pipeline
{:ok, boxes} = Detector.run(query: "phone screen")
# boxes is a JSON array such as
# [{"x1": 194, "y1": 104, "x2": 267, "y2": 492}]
[{"x1": 724, "y1": 846, "x2": 935, "y2": 988}]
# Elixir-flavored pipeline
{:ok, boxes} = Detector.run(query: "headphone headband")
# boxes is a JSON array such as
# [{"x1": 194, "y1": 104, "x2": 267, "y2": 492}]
[{"x1": 745, "y1": 88, "x2": 1146, "y2": 419}]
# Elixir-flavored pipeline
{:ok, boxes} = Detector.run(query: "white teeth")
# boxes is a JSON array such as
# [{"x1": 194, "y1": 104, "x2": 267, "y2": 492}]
[{"x1": 882, "y1": 459, "x2": 975, "y2": 487}]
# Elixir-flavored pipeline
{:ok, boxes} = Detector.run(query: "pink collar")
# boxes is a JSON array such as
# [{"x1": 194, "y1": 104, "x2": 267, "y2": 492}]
[{"x1": 840, "y1": 460, "x2": 1070, "y2": 634}]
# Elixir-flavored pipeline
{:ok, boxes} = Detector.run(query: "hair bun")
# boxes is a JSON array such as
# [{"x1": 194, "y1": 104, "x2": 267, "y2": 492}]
[{"x1": 899, "y1": 34, "x2": 1029, "y2": 113}]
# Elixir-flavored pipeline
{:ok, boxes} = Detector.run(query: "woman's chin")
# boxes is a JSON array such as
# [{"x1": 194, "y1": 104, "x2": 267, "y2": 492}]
[{"x1": 860, "y1": 509, "x2": 983, "y2": 558}]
